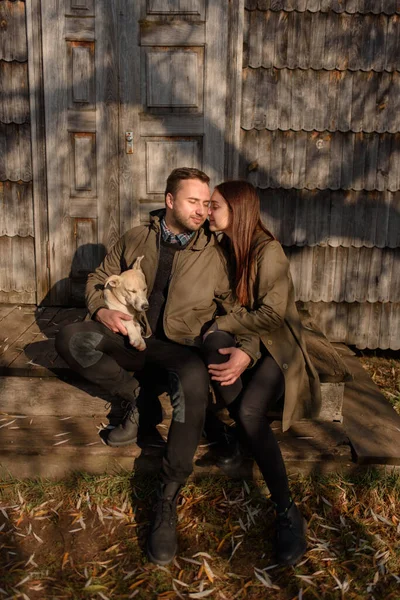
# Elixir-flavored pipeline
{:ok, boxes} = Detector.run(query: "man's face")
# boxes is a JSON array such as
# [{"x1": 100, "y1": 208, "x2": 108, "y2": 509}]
[{"x1": 165, "y1": 178, "x2": 210, "y2": 234}]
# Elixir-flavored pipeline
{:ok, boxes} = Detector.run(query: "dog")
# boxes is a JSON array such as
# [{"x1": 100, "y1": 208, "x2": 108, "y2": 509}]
[{"x1": 104, "y1": 256, "x2": 149, "y2": 351}]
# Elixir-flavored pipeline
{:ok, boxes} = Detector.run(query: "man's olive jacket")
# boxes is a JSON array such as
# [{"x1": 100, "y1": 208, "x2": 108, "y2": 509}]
[{"x1": 86, "y1": 210, "x2": 259, "y2": 363}]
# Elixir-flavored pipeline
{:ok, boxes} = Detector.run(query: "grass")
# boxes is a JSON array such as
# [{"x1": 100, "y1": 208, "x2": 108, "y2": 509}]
[
  {"x1": 358, "y1": 350, "x2": 400, "y2": 415},
  {"x1": 1, "y1": 469, "x2": 400, "y2": 600}
]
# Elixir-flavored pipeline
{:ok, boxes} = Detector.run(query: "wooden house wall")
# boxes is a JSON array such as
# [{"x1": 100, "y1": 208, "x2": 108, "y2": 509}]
[
  {"x1": 241, "y1": 1, "x2": 400, "y2": 349},
  {"x1": 0, "y1": 0, "x2": 36, "y2": 304}
]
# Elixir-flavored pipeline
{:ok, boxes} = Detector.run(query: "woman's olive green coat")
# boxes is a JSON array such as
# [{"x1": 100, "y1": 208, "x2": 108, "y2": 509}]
[{"x1": 216, "y1": 231, "x2": 322, "y2": 432}]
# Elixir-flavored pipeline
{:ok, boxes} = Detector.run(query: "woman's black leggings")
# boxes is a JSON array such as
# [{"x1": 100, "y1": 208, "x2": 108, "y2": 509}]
[{"x1": 203, "y1": 331, "x2": 291, "y2": 512}]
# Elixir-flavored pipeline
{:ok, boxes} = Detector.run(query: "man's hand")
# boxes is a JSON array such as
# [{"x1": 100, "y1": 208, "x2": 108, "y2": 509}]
[
  {"x1": 95, "y1": 307, "x2": 132, "y2": 336},
  {"x1": 208, "y1": 347, "x2": 251, "y2": 386}
]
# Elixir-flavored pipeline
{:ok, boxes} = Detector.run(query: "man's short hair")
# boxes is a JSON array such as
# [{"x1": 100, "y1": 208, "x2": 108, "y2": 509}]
[{"x1": 165, "y1": 167, "x2": 210, "y2": 199}]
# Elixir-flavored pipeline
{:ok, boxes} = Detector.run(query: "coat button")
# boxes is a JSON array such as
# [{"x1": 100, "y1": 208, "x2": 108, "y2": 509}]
[
  {"x1": 267, "y1": 339, "x2": 273, "y2": 345},
  {"x1": 256, "y1": 352, "x2": 262, "y2": 358},
  {"x1": 282, "y1": 363, "x2": 288, "y2": 370}
]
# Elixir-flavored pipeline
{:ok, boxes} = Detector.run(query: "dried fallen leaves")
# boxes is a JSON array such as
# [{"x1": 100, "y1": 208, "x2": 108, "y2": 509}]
[{"x1": 0, "y1": 471, "x2": 399, "y2": 599}]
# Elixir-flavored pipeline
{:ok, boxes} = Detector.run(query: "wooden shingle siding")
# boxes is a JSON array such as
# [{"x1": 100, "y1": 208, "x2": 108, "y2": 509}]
[
  {"x1": 0, "y1": 123, "x2": 32, "y2": 181},
  {"x1": 0, "y1": 235, "x2": 36, "y2": 301},
  {"x1": 0, "y1": 181, "x2": 33, "y2": 236},
  {"x1": 259, "y1": 189, "x2": 400, "y2": 248},
  {"x1": 242, "y1": 68, "x2": 400, "y2": 133},
  {"x1": 244, "y1": 11, "x2": 400, "y2": 72},
  {"x1": 0, "y1": 0, "x2": 35, "y2": 304},
  {"x1": 305, "y1": 301, "x2": 400, "y2": 350},
  {"x1": 0, "y1": 1, "x2": 27, "y2": 62},
  {"x1": 284, "y1": 246, "x2": 400, "y2": 303},
  {"x1": 241, "y1": 4, "x2": 400, "y2": 348},
  {"x1": 245, "y1": 0, "x2": 400, "y2": 14},
  {"x1": 240, "y1": 130, "x2": 400, "y2": 191},
  {"x1": 0, "y1": 61, "x2": 30, "y2": 123}
]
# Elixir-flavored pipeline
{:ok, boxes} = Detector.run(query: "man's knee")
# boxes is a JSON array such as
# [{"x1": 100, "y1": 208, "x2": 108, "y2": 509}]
[{"x1": 55, "y1": 322, "x2": 104, "y2": 369}]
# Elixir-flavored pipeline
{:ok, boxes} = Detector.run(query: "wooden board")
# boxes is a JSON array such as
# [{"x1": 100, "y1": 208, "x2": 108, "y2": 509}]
[
  {"x1": 0, "y1": 306, "x2": 36, "y2": 367},
  {"x1": 342, "y1": 355, "x2": 400, "y2": 465},
  {"x1": 0, "y1": 375, "x2": 113, "y2": 415},
  {"x1": 0, "y1": 306, "x2": 87, "y2": 376},
  {"x1": 0, "y1": 374, "x2": 352, "y2": 478}
]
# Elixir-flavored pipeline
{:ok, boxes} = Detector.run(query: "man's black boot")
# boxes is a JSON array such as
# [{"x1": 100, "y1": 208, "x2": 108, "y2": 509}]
[
  {"x1": 275, "y1": 501, "x2": 307, "y2": 566},
  {"x1": 147, "y1": 482, "x2": 181, "y2": 566},
  {"x1": 106, "y1": 402, "x2": 140, "y2": 447}
]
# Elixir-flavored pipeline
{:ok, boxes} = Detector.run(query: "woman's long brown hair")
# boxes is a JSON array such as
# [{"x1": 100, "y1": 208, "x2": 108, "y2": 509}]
[{"x1": 215, "y1": 181, "x2": 274, "y2": 307}]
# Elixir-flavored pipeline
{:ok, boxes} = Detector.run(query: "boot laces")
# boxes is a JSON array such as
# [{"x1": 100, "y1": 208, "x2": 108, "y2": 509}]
[
  {"x1": 121, "y1": 401, "x2": 139, "y2": 424},
  {"x1": 153, "y1": 497, "x2": 177, "y2": 529}
]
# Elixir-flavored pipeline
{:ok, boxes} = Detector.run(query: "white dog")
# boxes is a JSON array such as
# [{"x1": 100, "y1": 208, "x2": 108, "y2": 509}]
[{"x1": 104, "y1": 256, "x2": 149, "y2": 351}]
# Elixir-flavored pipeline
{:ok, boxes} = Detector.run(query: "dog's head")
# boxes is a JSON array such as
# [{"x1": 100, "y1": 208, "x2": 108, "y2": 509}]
[{"x1": 104, "y1": 256, "x2": 149, "y2": 312}]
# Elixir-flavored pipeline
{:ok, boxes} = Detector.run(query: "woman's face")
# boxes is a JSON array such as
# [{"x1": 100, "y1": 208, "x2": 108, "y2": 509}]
[{"x1": 208, "y1": 189, "x2": 232, "y2": 234}]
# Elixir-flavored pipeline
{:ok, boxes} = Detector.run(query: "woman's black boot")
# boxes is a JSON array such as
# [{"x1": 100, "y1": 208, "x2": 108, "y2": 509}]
[
  {"x1": 275, "y1": 501, "x2": 307, "y2": 566},
  {"x1": 147, "y1": 482, "x2": 182, "y2": 565}
]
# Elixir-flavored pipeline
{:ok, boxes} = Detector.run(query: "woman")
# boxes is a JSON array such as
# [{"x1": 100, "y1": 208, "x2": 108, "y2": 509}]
[{"x1": 203, "y1": 180, "x2": 321, "y2": 566}]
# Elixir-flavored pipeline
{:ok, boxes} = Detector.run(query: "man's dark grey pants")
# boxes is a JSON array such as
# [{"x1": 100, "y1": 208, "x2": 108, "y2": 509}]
[{"x1": 55, "y1": 321, "x2": 209, "y2": 484}]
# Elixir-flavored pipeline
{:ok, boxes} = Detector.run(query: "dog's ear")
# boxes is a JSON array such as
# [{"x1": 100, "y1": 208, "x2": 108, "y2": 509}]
[
  {"x1": 133, "y1": 255, "x2": 144, "y2": 270},
  {"x1": 105, "y1": 275, "x2": 121, "y2": 288}
]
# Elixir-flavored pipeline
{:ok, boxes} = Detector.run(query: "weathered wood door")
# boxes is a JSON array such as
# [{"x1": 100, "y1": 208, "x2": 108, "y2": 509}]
[
  {"x1": 41, "y1": 0, "x2": 229, "y2": 305},
  {"x1": 118, "y1": 0, "x2": 228, "y2": 225}
]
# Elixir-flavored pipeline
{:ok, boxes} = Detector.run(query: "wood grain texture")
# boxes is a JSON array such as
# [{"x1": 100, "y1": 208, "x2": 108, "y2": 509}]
[
  {"x1": 244, "y1": 10, "x2": 400, "y2": 71},
  {"x1": 0, "y1": 61, "x2": 30, "y2": 124},
  {"x1": 242, "y1": 69, "x2": 400, "y2": 133},
  {"x1": 0, "y1": 1, "x2": 27, "y2": 61},
  {"x1": 203, "y1": 0, "x2": 228, "y2": 188},
  {"x1": 245, "y1": 0, "x2": 399, "y2": 13},
  {"x1": 305, "y1": 301, "x2": 400, "y2": 349},
  {"x1": 0, "y1": 123, "x2": 32, "y2": 182},
  {"x1": 241, "y1": 130, "x2": 400, "y2": 191},
  {"x1": 342, "y1": 354, "x2": 400, "y2": 465},
  {"x1": 225, "y1": 0, "x2": 244, "y2": 179},
  {"x1": 96, "y1": 0, "x2": 119, "y2": 250},
  {"x1": 26, "y1": 0, "x2": 50, "y2": 304},
  {"x1": 140, "y1": 20, "x2": 205, "y2": 46},
  {"x1": 0, "y1": 181, "x2": 33, "y2": 237},
  {"x1": 0, "y1": 236, "x2": 36, "y2": 297},
  {"x1": 258, "y1": 189, "x2": 400, "y2": 249},
  {"x1": 118, "y1": 0, "x2": 141, "y2": 229},
  {"x1": 0, "y1": 378, "x2": 352, "y2": 478},
  {"x1": 41, "y1": 0, "x2": 72, "y2": 304},
  {"x1": 284, "y1": 246, "x2": 400, "y2": 303}
]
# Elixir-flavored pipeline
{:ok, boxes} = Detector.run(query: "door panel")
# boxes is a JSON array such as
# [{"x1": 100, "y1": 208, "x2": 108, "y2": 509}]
[
  {"x1": 41, "y1": 0, "x2": 118, "y2": 304},
  {"x1": 119, "y1": 0, "x2": 228, "y2": 225}
]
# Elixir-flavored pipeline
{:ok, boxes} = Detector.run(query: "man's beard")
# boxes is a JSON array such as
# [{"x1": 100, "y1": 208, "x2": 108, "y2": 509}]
[{"x1": 171, "y1": 209, "x2": 205, "y2": 232}]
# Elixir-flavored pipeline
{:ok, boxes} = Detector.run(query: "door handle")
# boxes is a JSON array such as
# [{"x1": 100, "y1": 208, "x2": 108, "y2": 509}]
[{"x1": 125, "y1": 131, "x2": 134, "y2": 154}]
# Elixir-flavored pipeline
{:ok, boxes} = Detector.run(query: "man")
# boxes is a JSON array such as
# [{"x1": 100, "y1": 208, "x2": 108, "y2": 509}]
[{"x1": 56, "y1": 167, "x2": 258, "y2": 566}]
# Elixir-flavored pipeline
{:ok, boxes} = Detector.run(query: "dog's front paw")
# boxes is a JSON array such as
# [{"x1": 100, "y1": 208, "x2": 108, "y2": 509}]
[{"x1": 130, "y1": 338, "x2": 146, "y2": 351}]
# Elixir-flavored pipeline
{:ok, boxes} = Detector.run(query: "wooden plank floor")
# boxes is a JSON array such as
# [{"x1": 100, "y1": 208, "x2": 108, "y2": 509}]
[
  {"x1": 0, "y1": 304, "x2": 86, "y2": 376},
  {"x1": 0, "y1": 304, "x2": 399, "y2": 477}
]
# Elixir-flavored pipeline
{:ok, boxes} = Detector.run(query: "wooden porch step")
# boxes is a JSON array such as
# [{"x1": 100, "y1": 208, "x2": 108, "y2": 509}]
[
  {"x1": 0, "y1": 376, "x2": 352, "y2": 479},
  {"x1": 0, "y1": 305, "x2": 351, "y2": 423},
  {"x1": 1, "y1": 304, "x2": 400, "y2": 475}
]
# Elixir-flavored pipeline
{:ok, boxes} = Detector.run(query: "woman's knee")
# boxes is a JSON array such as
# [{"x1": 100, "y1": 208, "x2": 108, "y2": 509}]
[
  {"x1": 202, "y1": 331, "x2": 236, "y2": 364},
  {"x1": 237, "y1": 402, "x2": 262, "y2": 430}
]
